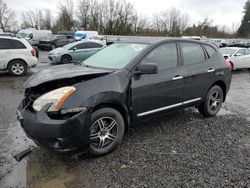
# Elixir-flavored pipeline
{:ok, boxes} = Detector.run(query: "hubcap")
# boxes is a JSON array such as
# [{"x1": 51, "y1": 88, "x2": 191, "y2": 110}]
[
  {"x1": 209, "y1": 90, "x2": 222, "y2": 112},
  {"x1": 90, "y1": 117, "x2": 118, "y2": 149},
  {"x1": 12, "y1": 63, "x2": 24, "y2": 75}
]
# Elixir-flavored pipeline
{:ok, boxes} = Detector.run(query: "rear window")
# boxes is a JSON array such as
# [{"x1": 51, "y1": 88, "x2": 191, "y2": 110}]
[
  {"x1": 204, "y1": 45, "x2": 216, "y2": 58},
  {"x1": 0, "y1": 38, "x2": 26, "y2": 49},
  {"x1": 180, "y1": 43, "x2": 205, "y2": 65}
]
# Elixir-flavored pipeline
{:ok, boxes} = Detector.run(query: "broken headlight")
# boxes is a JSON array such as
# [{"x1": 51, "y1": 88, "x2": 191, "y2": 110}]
[{"x1": 33, "y1": 87, "x2": 76, "y2": 112}]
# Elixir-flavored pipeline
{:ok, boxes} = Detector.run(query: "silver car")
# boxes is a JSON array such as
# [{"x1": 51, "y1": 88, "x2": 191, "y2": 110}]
[
  {"x1": 220, "y1": 47, "x2": 250, "y2": 70},
  {"x1": 48, "y1": 41, "x2": 104, "y2": 64}
]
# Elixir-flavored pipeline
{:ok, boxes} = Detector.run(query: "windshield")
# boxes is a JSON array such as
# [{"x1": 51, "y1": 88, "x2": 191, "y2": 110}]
[
  {"x1": 220, "y1": 48, "x2": 237, "y2": 56},
  {"x1": 16, "y1": 32, "x2": 28, "y2": 38},
  {"x1": 84, "y1": 43, "x2": 148, "y2": 69}
]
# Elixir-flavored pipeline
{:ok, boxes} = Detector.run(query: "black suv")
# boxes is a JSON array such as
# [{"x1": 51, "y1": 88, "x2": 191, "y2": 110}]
[
  {"x1": 39, "y1": 35, "x2": 75, "y2": 50},
  {"x1": 17, "y1": 39, "x2": 232, "y2": 156}
]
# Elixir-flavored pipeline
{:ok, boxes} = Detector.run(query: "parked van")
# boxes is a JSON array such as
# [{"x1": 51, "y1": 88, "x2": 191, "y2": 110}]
[
  {"x1": 16, "y1": 29, "x2": 52, "y2": 46},
  {"x1": 74, "y1": 31, "x2": 98, "y2": 41}
]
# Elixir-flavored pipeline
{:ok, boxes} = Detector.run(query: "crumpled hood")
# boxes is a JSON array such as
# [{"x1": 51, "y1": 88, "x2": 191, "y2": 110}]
[{"x1": 24, "y1": 64, "x2": 113, "y2": 88}]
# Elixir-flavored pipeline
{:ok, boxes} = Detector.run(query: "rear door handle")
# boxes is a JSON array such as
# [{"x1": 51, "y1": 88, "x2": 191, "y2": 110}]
[
  {"x1": 207, "y1": 68, "x2": 215, "y2": 73},
  {"x1": 172, "y1": 75, "x2": 183, "y2": 80}
]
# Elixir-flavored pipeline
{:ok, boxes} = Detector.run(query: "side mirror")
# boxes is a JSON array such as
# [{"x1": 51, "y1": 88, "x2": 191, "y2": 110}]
[
  {"x1": 235, "y1": 53, "x2": 242, "y2": 56},
  {"x1": 134, "y1": 63, "x2": 158, "y2": 75},
  {"x1": 73, "y1": 47, "x2": 77, "y2": 51}
]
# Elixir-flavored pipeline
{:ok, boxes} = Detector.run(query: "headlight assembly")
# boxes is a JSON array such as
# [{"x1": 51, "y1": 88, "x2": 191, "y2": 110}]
[{"x1": 33, "y1": 87, "x2": 76, "y2": 112}]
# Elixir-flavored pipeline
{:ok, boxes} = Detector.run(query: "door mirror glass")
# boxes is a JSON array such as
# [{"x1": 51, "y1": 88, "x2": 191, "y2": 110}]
[{"x1": 135, "y1": 63, "x2": 158, "y2": 75}]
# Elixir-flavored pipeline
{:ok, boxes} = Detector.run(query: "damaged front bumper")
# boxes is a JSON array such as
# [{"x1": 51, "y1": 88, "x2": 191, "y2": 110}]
[{"x1": 17, "y1": 99, "x2": 91, "y2": 154}]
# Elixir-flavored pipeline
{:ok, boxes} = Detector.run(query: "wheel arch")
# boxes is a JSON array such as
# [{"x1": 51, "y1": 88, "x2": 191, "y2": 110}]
[
  {"x1": 211, "y1": 80, "x2": 227, "y2": 102},
  {"x1": 61, "y1": 54, "x2": 72, "y2": 62},
  {"x1": 6, "y1": 58, "x2": 28, "y2": 70},
  {"x1": 92, "y1": 102, "x2": 130, "y2": 132}
]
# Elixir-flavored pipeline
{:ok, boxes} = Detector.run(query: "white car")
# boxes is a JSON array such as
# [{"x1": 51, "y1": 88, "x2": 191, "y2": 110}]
[
  {"x1": 220, "y1": 47, "x2": 250, "y2": 70},
  {"x1": 0, "y1": 36, "x2": 37, "y2": 76}
]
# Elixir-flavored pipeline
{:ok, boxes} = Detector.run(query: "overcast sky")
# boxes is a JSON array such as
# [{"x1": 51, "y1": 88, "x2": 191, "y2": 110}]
[{"x1": 5, "y1": 0, "x2": 247, "y2": 31}]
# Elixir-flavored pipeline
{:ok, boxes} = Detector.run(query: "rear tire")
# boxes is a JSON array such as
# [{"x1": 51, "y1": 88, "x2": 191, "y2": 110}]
[
  {"x1": 8, "y1": 60, "x2": 27, "y2": 76},
  {"x1": 61, "y1": 55, "x2": 72, "y2": 64},
  {"x1": 198, "y1": 85, "x2": 224, "y2": 117},
  {"x1": 89, "y1": 108, "x2": 125, "y2": 156}
]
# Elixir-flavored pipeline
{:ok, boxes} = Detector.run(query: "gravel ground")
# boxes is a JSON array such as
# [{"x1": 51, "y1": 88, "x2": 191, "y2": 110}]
[{"x1": 0, "y1": 52, "x2": 250, "y2": 187}]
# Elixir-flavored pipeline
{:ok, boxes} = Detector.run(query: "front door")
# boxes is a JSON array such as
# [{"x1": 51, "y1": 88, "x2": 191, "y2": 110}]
[{"x1": 131, "y1": 42, "x2": 184, "y2": 119}]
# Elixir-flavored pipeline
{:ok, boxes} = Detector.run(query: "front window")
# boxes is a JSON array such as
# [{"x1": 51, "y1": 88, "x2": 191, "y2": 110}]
[
  {"x1": 63, "y1": 42, "x2": 78, "y2": 50},
  {"x1": 84, "y1": 43, "x2": 148, "y2": 69}
]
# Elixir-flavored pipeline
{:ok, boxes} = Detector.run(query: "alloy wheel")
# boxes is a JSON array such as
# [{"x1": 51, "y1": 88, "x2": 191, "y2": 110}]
[
  {"x1": 209, "y1": 90, "x2": 222, "y2": 112},
  {"x1": 11, "y1": 63, "x2": 24, "y2": 75},
  {"x1": 90, "y1": 117, "x2": 118, "y2": 149}
]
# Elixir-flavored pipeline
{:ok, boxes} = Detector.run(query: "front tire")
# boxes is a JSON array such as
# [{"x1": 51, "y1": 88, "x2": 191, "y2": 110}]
[
  {"x1": 198, "y1": 85, "x2": 224, "y2": 117},
  {"x1": 51, "y1": 44, "x2": 56, "y2": 50},
  {"x1": 89, "y1": 108, "x2": 125, "y2": 156},
  {"x1": 8, "y1": 60, "x2": 27, "y2": 76},
  {"x1": 61, "y1": 55, "x2": 72, "y2": 64}
]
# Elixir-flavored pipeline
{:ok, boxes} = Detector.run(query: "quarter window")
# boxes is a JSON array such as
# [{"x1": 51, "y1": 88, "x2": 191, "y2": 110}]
[
  {"x1": 181, "y1": 43, "x2": 205, "y2": 65},
  {"x1": 142, "y1": 43, "x2": 178, "y2": 70},
  {"x1": 10, "y1": 40, "x2": 26, "y2": 49}
]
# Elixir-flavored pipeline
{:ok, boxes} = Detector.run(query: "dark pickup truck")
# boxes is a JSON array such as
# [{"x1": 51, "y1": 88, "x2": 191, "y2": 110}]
[{"x1": 39, "y1": 35, "x2": 75, "y2": 50}]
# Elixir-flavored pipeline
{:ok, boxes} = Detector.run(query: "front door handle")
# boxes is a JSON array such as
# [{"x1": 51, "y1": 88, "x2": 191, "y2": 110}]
[
  {"x1": 207, "y1": 68, "x2": 215, "y2": 73},
  {"x1": 172, "y1": 75, "x2": 183, "y2": 80}
]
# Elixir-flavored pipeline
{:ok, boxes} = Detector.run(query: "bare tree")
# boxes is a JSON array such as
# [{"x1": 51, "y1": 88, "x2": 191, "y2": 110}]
[
  {"x1": 132, "y1": 13, "x2": 148, "y2": 34},
  {"x1": 42, "y1": 9, "x2": 53, "y2": 29},
  {"x1": 152, "y1": 8, "x2": 189, "y2": 36},
  {"x1": 0, "y1": 0, "x2": 16, "y2": 31},
  {"x1": 78, "y1": 0, "x2": 91, "y2": 29},
  {"x1": 22, "y1": 9, "x2": 44, "y2": 29}
]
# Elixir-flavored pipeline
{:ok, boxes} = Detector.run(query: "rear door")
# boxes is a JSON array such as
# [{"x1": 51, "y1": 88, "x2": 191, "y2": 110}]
[
  {"x1": 131, "y1": 42, "x2": 184, "y2": 118},
  {"x1": 180, "y1": 42, "x2": 215, "y2": 103},
  {"x1": 0, "y1": 38, "x2": 12, "y2": 70}
]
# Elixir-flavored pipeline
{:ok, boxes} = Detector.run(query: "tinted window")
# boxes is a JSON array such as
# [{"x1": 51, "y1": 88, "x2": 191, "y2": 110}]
[
  {"x1": 181, "y1": 43, "x2": 205, "y2": 65},
  {"x1": 0, "y1": 39, "x2": 26, "y2": 49},
  {"x1": 75, "y1": 42, "x2": 102, "y2": 49},
  {"x1": 204, "y1": 45, "x2": 216, "y2": 57},
  {"x1": 0, "y1": 38, "x2": 11, "y2": 49},
  {"x1": 142, "y1": 43, "x2": 178, "y2": 70},
  {"x1": 10, "y1": 40, "x2": 26, "y2": 49},
  {"x1": 57, "y1": 35, "x2": 66, "y2": 39}
]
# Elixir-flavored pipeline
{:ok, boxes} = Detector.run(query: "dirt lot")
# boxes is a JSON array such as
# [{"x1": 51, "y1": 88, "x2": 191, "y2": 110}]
[{"x1": 0, "y1": 51, "x2": 250, "y2": 188}]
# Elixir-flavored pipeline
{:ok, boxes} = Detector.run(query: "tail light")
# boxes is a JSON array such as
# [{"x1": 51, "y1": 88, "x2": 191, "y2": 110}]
[
  {"x1": 31, "y1": 49, "x2": 36, "y2": 57},
  {"x1": 224, "y1": 60, "x2": 232, "y2": 71}
]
